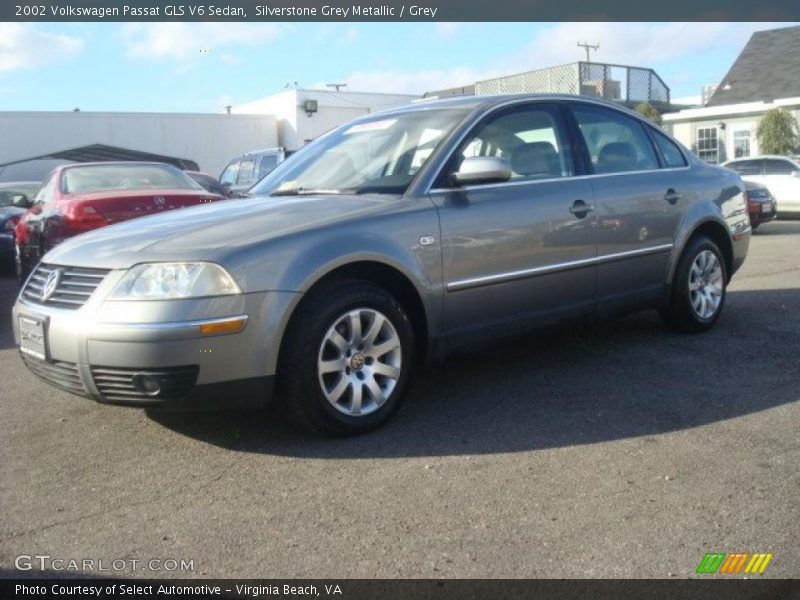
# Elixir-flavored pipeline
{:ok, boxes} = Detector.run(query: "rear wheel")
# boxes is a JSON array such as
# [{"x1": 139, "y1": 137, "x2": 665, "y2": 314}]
[
  {"x1": 661, "y1": 235, "x2": 727, "y2": 333},
  {"x1": 278, "y1": 280, "x2": 415, "y2": 435}
]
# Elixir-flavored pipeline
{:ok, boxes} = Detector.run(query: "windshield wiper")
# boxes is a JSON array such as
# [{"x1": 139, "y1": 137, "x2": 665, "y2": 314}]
[{"x1": 270, "y1": 188, "x2": 348, "y2": 197}]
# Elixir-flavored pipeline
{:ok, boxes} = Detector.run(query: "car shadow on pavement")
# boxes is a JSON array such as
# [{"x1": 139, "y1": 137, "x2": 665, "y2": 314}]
[{"x1": 147, "y1": 288, "x2": 800, "y2": 458}]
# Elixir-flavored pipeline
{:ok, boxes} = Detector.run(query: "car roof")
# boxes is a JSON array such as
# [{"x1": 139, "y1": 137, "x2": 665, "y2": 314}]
[
  {"x1": 59, "y1": 161, "x2": 178, "y2": 170},
  {"x1": 725, "y1": 155, "x2": 795, "y2": 163},
  {"x1": 373, "y1": 93, "x2": 651, "y2": 121}
]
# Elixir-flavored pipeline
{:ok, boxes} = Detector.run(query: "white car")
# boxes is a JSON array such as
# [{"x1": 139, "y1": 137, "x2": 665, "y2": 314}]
[{"x1": 723, "y1": 155, "x2": 800, "y2": 217}]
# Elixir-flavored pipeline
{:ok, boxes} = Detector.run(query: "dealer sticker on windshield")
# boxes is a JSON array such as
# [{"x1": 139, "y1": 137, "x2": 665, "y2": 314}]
[{"x1": 344, "y1": 119, "x2": 397, "y2": 135}]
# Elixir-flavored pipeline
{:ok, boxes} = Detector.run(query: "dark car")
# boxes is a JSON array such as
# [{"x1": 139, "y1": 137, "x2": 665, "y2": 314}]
[
  {"x1": 0, "y1": 182, "x2": 40, "y2": 268},
  {"x1": 15, "y1": 162, "x2": 224, "y2": 280},
  {"x1": 744, "y1": 181, "x2": 777, "y2": 230},
  {"x1": 186, "y1": 171, "x2": 229, "y2": 197}
]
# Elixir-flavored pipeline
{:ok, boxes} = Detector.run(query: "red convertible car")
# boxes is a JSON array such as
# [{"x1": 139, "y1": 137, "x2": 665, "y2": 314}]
[{"x1": 15, "y1": 162, "x2": 224, "y2": 280}]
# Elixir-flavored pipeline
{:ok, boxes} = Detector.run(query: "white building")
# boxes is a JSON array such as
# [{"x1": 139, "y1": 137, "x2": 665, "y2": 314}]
[
  {"x1": 663, "y1": 25, "x2": 800, "y2": 164},
  {"x1": 0, "y1": 111, "x2": 277, "y2": 181},
  {"x1": 233, "y1": 88, "x2": 418, "y2": 151}
]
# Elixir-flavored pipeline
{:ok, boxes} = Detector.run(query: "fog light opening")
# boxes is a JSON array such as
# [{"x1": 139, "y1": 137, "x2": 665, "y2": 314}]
[{"x1": 132, "y1": 373, "x2": 162, "y2": 397}]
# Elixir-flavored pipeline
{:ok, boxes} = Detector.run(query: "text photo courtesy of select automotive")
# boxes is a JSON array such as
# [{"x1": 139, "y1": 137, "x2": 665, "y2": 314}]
[{"x1": 1, "y1": 21, "x2": 799, "y2": 580}]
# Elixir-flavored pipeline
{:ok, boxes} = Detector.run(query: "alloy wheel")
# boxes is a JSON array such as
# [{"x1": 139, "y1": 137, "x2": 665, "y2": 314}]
[
  {"x1": 688, "y1": 249, "x2": 724, "y2": 320},
  {"x1": 317, "y1": 308, "x2": 402, "y2": 417}
]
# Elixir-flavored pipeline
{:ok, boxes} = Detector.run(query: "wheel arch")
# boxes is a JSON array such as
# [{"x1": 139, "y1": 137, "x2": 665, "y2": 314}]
[
  {"x1": 275, "y1": 259, "x2": 433, "y2": 377},
  {"x1": 671, "y1": 218, "x2": 734, "y2": 285}
]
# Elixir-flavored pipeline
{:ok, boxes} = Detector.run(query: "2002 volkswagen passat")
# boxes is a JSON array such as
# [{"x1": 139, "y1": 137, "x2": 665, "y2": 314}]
[{"x1": 13, "y1": 95, "x2": 751, "y2": 435}]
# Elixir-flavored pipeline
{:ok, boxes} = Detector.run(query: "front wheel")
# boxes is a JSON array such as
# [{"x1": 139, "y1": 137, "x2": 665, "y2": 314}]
[
  {"x1": 278, "y1": 280, "x2": 415, "y2": 435},
  {"x1": 661, "y1": 235, "x2": 727, "y2": 333}
]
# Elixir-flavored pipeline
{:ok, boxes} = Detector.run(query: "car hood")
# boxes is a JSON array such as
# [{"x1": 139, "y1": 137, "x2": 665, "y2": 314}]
[{"x1": 43, "y1": 193, "x2": 402, "y2": 269}]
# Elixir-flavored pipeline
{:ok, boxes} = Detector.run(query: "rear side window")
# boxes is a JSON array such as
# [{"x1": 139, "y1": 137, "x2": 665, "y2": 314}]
[
  {"x1": 652, "y1": 130, "x2": 687, "y2": 168},
  {"x1": 571, "y1": 104, "x2": 659, "y2": 174},
  {"x1": 259, "y1": 155, "x2": 279, "y2": 179},
  {"x1": 764, "y1": 159, "x2": 798, "y2": 175},
  {"x1": 727, "y1": 160, "x2": 762, "y2": 176}
]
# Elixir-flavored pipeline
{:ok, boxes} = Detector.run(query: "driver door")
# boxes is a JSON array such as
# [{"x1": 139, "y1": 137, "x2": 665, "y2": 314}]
[{"x1": 429, "y1": 102, "x2": 597, "y2": 339}]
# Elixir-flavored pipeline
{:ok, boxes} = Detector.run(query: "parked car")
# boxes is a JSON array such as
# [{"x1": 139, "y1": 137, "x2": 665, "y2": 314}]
[
  {"x1": 14, "y1": 162, "x2": 224, "y2": 281},
  {"x1": 0, "y1": 182, "x2": 40, "y2": 268},
  {"x1": 219, "y1": 147, "x2": 287, "y2": 197},
  {"x1": 744, "y1": 181, "x2": 777, "y2": 229},
  {"x1": 723, "y1": 155, "x2": 800, "y2": 217},
  {"x1": 13, "y1": 96, "x2": 750, "y2": 435},
  {"x1": 185, "y1": 171, "x2": 228, "y2": 197}
]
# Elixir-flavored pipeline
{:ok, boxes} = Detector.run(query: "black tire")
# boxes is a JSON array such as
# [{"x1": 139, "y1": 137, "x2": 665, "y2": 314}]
[
  {"x1": 277, "y1": 279, "x2": 415, "y2": 436},
  {"x1": 661, "y1": 235, "x2": 727, "y2": 333}
]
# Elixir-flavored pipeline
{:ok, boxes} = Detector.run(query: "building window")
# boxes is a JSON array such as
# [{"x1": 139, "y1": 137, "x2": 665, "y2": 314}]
[
  {"x1": 733, "y1": 129, "x2": 751, "y2": 159},
  {"x1": 696, "y1": 127, "x2": 719, "y2": 164}
]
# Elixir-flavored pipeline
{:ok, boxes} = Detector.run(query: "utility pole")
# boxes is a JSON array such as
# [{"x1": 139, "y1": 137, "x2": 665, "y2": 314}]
[
  {"x1": 577, "y1": 42, "x2": 599, "y2": 63},
  {"x1": 326, "y1": 83, "x2": 347, "y2": 92}
]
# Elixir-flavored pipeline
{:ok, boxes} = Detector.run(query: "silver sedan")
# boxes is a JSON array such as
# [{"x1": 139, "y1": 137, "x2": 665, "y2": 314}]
[{"x1": 13, "y1": 95, "x2": 751, "y2": 435}]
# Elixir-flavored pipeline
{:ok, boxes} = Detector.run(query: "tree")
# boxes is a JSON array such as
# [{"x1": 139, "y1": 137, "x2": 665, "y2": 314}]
[
  {"x1": 756, "y1": 108, "x2": 800, "y2": 155},
  {"x1": 635, "y1": 102, "x2": 662, "y2": 126}
]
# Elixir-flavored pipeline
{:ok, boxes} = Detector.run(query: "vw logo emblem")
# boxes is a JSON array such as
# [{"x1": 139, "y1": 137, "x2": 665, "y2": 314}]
[
  {"x1": 41, "y1": 269, "x2": 61, "y2": 302},
  {"x1": 154, "y1": 196, "x2": 166, "y2": 207}
]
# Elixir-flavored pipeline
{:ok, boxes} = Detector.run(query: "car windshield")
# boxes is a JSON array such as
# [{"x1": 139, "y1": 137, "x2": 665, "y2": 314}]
[
  {"x1": 251, "y1": 107, "x2": 470, "y2": 196},
  {"x1": 62, "y1": 164, "x2": 203, "y2": 194}
]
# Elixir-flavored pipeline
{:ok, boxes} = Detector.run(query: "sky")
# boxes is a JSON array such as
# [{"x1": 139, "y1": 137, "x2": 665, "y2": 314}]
[{"x1": 0, "y1": 22, "x2": 796, "y2": 113}]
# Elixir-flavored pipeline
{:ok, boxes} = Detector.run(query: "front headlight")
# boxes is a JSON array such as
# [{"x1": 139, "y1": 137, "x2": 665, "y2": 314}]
[{"x1": 109, "y1": 262, "x2": 241, "y2": 300}]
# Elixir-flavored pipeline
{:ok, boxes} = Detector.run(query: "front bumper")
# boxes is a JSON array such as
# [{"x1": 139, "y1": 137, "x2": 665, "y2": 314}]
[{"x1": 12, "y1": 266, "x2": 299, "y2": 409}]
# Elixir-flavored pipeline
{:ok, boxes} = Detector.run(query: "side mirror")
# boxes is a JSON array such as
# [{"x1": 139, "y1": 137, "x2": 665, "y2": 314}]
[
  {"x1": 453, "y1": 156, "x2": 512, "y2": 186},
  {"x1": 12, "y1": 195, "x2": 32, "y2": 209}
]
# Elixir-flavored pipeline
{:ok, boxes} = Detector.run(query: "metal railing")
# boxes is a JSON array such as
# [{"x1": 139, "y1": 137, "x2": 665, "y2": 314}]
[{"x1": 475, "y1": 62, "x2": 670, "y2": 107}]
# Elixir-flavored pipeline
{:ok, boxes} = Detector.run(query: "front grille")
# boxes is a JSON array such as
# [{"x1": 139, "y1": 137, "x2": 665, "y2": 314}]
[
  {"x1": 23, "y1": 264, "x2": 110, "y2": 310},
  {"x1": 91, "y1": 366, "x2": 199, "y2": 402},
  {"x1": 21, "y1": 354, "x2": 86, "y2": 395}
]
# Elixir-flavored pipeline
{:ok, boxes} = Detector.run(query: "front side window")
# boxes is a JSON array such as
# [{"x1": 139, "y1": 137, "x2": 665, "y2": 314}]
[
  {"x1": 252, "y1": 107, "x2": 470, "y2": 196},
  {"x1": 652, "y1": 129, "x2": 688, "y2": 168},
  {"x1": 764, "y1": 158, "x2": 798, "y2": 176},
  {"x1": 220, "y1": 162, "x2": 239, "y2": 186},
  {"x1": 447, "y1": 104, "x2": 572, "y2": 183},
  {"x1": 571, "y1": 105, "x2": 659, "y2": 174},
  {"x1": 696, "y1": 127, "x2": 719, "y2": 164}
]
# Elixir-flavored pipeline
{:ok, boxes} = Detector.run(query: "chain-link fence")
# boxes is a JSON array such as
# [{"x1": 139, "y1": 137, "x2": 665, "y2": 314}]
[{"x1": 475, "y1": 62, "x2": 670, "y2": 106}]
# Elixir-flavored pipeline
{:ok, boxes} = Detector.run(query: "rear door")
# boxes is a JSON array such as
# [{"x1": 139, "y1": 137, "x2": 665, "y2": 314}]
[
  {"x1": 567, "y1": 102, "x2": 683, "y2": 311},
  {"x1": 431, "y1": 101, "x2": 597, "y2": 337}
]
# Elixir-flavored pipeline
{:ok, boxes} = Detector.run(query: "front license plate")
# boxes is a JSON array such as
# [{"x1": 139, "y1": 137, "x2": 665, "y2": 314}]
[
  {"x1": 19, "y1": 315, "x2": 48, "y2": 361},
  {"x1": 762, "y1": 203, "x2": 773, "y2": 213}
]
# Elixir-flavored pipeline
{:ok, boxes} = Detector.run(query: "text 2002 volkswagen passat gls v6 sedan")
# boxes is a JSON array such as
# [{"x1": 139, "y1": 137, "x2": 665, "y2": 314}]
[{"x1": 13, "y1": 96, "x2": 751, "y2": 435}]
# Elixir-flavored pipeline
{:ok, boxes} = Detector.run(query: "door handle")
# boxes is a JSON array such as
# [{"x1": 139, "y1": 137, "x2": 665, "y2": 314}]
[
  {"x1": 664, "y1": 189, "x2": 682, "y2": 204},
  {"x1": 569, "y1": 199, "x2": 594, "y2": 218}
]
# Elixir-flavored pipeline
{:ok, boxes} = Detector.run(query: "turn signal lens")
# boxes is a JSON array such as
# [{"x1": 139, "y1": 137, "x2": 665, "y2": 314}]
[{"x1": 199, "y1": 317, "x2": 247, "y2": 335}]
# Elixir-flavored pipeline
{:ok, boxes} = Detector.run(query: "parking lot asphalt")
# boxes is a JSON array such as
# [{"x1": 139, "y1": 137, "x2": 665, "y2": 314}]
[{"x1": 1, "y1": 222, "x2": 799, "y2": 580}]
